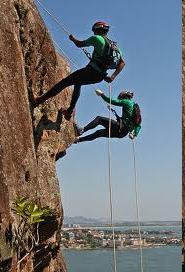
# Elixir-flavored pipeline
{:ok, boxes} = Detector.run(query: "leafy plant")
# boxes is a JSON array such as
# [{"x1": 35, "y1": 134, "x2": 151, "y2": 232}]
[
  {"x1": 12, "y1": 197, "x2": 53, "y2": 223},
  {"x1": 11, "y1": 197, "x2": 54, "y2": 269}
]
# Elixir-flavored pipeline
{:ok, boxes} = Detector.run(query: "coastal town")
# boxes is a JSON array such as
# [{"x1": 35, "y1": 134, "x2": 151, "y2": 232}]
[{"x1": 61, "y1": 224, "x2": 181, "y2": 250}]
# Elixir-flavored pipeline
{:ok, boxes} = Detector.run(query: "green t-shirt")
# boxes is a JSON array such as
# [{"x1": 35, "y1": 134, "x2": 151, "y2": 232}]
[
  {"x1": 101, "y1": 94, "x2": 141, "y2": 137},
  {"x1": 83, "y1": 35, "x2": 122, "y2": 74}
]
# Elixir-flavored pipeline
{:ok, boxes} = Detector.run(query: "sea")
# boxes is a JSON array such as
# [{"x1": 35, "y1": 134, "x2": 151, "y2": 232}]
[{"x1": 62, "y1": 225, "x2": 181, "y2": 272}]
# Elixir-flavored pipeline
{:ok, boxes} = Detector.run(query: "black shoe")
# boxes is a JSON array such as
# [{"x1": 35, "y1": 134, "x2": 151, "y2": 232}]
[
  {"x1": 62, "y1": 110, "x2": 73, "y2": 120},
  {"x1": 75, "y1": 126, "x2": 84, "y2": 136},
  {"x1": 73, "y1": 137, "x2": 80, "y2": 144},
  {"x1": 32, "y1": 94, "x2": 41, "y2": 108}
]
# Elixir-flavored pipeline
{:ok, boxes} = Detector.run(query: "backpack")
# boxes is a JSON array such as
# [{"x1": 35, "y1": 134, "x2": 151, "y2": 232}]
[
  {"x1": 96, "y1": 37, "x2": 122, "y2": 69},
  {"x1": 110, "y1": 102, "x2": 141, "y2": 134},
  {"x1": 132, "y1": 103, "x2": 142, "y2": 125}
]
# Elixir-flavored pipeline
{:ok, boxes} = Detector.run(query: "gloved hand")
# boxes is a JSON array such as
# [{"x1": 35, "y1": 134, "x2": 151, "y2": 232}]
[
  {"x1": 129, "y1": 131, "x2": 135, "y2": 140},
  {"x1": 69, "y1": 34, "x2": 75, "y2": 41},
  {"x1": 104, "y1": 76, "x2": 114, "y2": 83},
  {"x1": 95, "y1": 89, "x2": 104, "y2": 96}
]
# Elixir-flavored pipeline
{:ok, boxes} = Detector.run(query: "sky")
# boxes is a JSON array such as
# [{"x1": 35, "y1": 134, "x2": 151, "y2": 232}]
[{"x1": 35, "y1": 0, "x2": 181, "y2": 221}]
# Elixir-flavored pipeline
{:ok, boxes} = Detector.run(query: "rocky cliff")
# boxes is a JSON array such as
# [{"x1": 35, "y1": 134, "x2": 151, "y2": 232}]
[
  {"x1": 183, "y1": 0, "x2": 185, "y2": 270},
  {"x1": 183, "y1": 1, "x2": 185, "y2": 217},
  {"x1": 0, "y1": 0, "x2": 75, "y2": 271}
]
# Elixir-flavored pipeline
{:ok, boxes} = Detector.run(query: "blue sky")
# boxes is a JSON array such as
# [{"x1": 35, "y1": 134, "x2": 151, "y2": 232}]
[{"x1": 35, "y1": 0, "x2": 181, "y2": 221}]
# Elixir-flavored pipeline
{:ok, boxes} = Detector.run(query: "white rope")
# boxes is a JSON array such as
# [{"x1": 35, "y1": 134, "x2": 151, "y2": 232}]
[
  {"x1": 132, "y1": 139, "x2": 144, "y2": 272},
  {"x1": 35, "y1": 0, "x2": 91, "y2": 59},
  {"x1": 35, "y1": 0, "x2": 70, "y2": 36},
  {"x1": 34, "y1": 3, "x2": 118, "y2": 270},
  {"x1": 108, "y1": 84, "x2": 117, "y2": 272},
  {"x1": 52, "y1": 38, "x2": 79, "y2": 69}
]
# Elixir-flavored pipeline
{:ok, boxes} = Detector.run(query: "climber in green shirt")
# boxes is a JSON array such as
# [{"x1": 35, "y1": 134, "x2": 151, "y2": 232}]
[
  {"x1": 74, "y1": 90, "x2": 141, "y2": 143},
  {"x1": 82, "y1": 35, "x2": 123, "y2": 75},
  {"x1": 34, "y1": 22, "x2": 125, "y2": 120}
]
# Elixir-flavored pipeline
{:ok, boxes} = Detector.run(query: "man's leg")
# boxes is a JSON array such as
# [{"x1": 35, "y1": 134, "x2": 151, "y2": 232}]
[
  {"x1": 77, "y1": 117, "x2": 121, "y2": 142},
  {"x1": 35, "y1": 71, "x2": 76, "y2": 105},
  {"x1": 35, "y1": 66, "x2": 104, "y2": 106},
  {"x1": 78, "y1": 129, "x2": 108, "y2": 142},
  {"x1": 83, "y1": 116, "x2": 110, "y2": 132},
  {"x1": 66, "y1": 84, "x2": 81, "y2": 115}
]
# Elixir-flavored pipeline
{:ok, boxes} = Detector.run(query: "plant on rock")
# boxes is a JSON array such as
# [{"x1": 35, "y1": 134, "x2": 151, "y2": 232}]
[{"x1": 12, "y1": 197, "x2": 54, "y2": 267}]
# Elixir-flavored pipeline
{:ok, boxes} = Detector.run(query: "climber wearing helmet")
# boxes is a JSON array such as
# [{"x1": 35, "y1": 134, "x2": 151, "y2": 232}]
[
  {"x1": 74, "y1": 89, "x2": 141, "y2": 143},
  {"x1": 34, "y1": 21, "x2": 125, "y2": 120}
]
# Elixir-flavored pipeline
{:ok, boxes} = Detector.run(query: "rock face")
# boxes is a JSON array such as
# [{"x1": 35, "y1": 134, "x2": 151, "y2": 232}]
[
  {"x1": 183, "y1": 1, "x2": 185, "y2": 218},
  {"x1": 183, "y1": 0, "x2": 185, "y2": 269},
  {"x1": 0, "y1": 0, "x2": 75, "y2": 271}
]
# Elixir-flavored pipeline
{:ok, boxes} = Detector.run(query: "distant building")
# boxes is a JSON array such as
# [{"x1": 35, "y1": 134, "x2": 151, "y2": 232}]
[
  {"x1": 69, "y1": 232, "x2": 75, "y2": 241},
  {"x1": 131, "y1": 238, "x2": 147, "y2": 246}
]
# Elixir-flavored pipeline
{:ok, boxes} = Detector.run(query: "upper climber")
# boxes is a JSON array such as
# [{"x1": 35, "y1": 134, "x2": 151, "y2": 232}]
[
  {"x1": 74, "y1": 89, "x2": 141, "y2": 143},
  {"x1": 34, "y1": 21, "x2": 125, "y2": 120}
]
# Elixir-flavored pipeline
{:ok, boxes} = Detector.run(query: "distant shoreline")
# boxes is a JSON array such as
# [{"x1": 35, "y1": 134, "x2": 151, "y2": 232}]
[
  {"x1": 63, "y1": 223, "x2": 181, "y2": 230},
  {"x1": 62, "y1": 244, "x2": 180, "y2": 251},
  {"x1": 63, "y1": 219, "x2": 181, "y2": 228},
  {"x1": 64, "y1": 218, "x2": 181, "y2": 227}
]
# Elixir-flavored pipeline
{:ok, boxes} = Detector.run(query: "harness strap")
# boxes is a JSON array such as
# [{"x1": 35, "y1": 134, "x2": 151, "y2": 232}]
[{"x1": 109, "y1": 107, "x2": 124, "y2": 133}]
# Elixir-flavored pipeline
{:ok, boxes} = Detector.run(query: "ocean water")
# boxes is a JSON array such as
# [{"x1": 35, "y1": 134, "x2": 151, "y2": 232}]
[{"x1": 62, "y1": 246, "x2": 181, "y2": 272}]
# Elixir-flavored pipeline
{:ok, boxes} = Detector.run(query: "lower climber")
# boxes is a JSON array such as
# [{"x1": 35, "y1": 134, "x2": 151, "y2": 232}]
[{"x1": 74, "y1": 89, "x2": 141, "y2": 143}]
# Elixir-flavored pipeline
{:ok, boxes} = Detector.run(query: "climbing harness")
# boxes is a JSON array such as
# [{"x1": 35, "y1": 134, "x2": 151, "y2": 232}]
[
  {"x1": 35, "y1": 0, "x2": 91, "y2": 60},
  {"x1": 132, "y1": 139, "x2": 144, "y2": 272},
  {"x1": 108, "y1": 84, "x2": 117, "y2": 272}
]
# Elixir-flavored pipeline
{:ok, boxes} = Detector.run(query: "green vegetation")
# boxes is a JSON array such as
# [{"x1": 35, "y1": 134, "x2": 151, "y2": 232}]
[
  {"x1": 12, "y1": 197, "x2": 53, "y2": 224},
  {"x1": 12, "y1": 197, "x2": 54, "y2": 268}
]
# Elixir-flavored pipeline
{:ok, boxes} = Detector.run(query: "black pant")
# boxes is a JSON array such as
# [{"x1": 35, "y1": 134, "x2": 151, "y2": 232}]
[
  {"x1": 79, "y1": 116, "x2": 129, "y2": 142},
  {"x1": 39, "y1": 65, "x2": 105, "y2": 112}
]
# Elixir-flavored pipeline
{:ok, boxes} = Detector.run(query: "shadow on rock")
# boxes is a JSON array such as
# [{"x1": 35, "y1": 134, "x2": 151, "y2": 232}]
[{"x1": 34, "y1": 108, "x2": 63, "y2": 149}]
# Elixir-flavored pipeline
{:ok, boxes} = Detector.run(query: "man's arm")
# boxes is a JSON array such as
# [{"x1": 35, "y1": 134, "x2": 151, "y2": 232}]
[
  {"x1": 104, "y1": 57, "x2": 125, "y2": 83},
  {"x1": 69, "y1": 34, "x2": 87, "y2": 48},
  {"x1": 95, "y1": 89, "x2": 124, "y2": 106}
]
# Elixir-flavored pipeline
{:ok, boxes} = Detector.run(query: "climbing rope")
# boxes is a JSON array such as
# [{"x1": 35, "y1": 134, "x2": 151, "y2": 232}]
[
  {"x1": 35, "y1": 0, "x2": 91, "y2": 60},
  {"x1": 34, "y1": 3, "x2": 142, "y2": 271},
  {"x1": 52, "y1": 38, "x2": 79, "y2": 69},
  {"x1": 132, "y1": 139, "x2": 144, "y2": 272},
  {"x1": 52, "y1": 23, "x2": 118, "y2": 272},
  {"x1": 35, "y1": 0, "x2": 70, "y2": 35},
  {"x1": 108, "y1": 84, "x2": 117, "y2": 272}
]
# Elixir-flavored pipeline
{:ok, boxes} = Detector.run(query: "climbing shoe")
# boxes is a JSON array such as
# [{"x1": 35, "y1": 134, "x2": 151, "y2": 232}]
[
  {"x1": 62, "y1": 109, "x2": 72, "y2": 121},
  {"x1": 73, "y1": 137, "x2": 80, "y2": 144},
  {"x1": 75, "y1": 126, "x2": 84, "y2": 136},
  {"x1": 32, "y1": 94, "x2": 42, "y2": 108}
]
